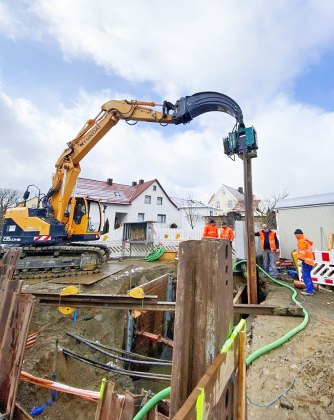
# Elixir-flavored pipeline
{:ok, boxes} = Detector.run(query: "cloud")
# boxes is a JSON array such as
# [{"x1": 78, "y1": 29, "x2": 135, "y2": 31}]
[
  {"x1": 252, "y1": 94, "x2": 334, "y2": 196},
  {"x1": 0, "y1": 1, "x2": 333, "y2": 204},
  {"x1": 25, "y1": 0, "x2": 334, "y2": 103}
]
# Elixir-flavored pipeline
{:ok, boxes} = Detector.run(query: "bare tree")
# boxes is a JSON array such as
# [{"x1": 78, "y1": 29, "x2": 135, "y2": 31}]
[
  {"x1": 255, "y1": 190, "x2": 289, "y2": 228},
  {"x1": 183, "y1": 190, "x2": 200, "y2": 229},
  {"x1": 0, "y1": 188, "x2": 22, "y2": 232}
]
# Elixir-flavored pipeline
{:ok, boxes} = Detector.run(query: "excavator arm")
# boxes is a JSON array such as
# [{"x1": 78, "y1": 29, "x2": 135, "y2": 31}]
[{"x1": 45, "y1": 92, "x2": 248, "y2": 235}]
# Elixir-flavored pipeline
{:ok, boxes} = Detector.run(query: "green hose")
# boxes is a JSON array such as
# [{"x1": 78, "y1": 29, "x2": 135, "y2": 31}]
[
  {"x1": 133, "y1": 387, "x2": 171, "y2": 420},
  {"x1": 133, "y1": 259, "x2": 309, "y2": 419},
  {"x1": 145, "y1": 246, "x2": 166, "y2": 262},
  {"x1": 233, "y1": 259, "x2": 309, "y2": 366}
]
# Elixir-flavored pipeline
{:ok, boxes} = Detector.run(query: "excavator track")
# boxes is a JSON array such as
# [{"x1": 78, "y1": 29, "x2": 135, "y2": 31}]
[{"x1": 3, "y1": 243, "x2": 111, "y2": 279}]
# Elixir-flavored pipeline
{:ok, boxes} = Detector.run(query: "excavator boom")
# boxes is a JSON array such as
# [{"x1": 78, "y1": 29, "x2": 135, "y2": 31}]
[{"x1": 1, "y1": 91, "x2": 253, "y2": 279}]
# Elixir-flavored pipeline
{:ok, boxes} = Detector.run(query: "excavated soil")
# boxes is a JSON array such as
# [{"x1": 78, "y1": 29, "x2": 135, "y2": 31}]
[
  {"x1": 16, "y1": 259, "x2": 334, "y2": 419},
  {"x1": 18, "y1": 259, "x2": 177, "y2": 420},
  {"x1": 247, "y1": 275, "x2": 334, "y2": 419}
]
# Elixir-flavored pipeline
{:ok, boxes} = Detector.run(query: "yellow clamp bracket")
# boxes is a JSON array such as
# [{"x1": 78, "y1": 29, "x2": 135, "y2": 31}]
[
  {"x1": 128, "y1": 287, "x2": 145, "y2": 299},
  {"x1": 58, "y1": 285, "x2": 79, "y2": 315}
]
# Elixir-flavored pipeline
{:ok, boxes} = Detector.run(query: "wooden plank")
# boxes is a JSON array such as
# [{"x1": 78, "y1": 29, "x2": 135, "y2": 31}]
[
  {"x1": 174, "y1": 335, "x2": 240, "y2": 419},
  {"x1": 0, "y1": 250, "x2": 22, "y2": 342},
  {"x1": 170, "y1": 239, "x2": 233, "y2": 418},
  {"x1": 237, "y1": 330, "x2": 247, "y2": 420},
  {"x1": 0, "y1": 293, "x2": 36, "y2": 418},
  {"x1": 233, "y1": 284, "x2": 247, "y2": 304},
  {"x1": 13, "y1": 403, "x2": 33, "y2": 420}
]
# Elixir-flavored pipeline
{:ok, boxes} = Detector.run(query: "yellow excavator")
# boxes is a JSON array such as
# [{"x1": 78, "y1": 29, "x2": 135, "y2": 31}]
[{"x1": 1, "y1": 92, "x2": 257, "y2": 278}]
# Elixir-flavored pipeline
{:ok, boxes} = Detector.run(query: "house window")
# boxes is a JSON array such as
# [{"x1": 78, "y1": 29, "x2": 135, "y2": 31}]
[
  {"x1": 157, "y1": 214, "x2": 166, "y2": 223},
  {"x1": 210, "y1": 211, "x2": 213, "y2": 216},
  {"x1": 228, "y1": 200, "x2": 233, "y2": 208},
  {"x1": 145, "y1": 195, "x2": 151, "y2": 204},
  {"x1": 157, "y1": 197, "x2": 163, "y2": 205},
  {"x1": 138, "y1": 213, "x2": 145, "y2": 222},
  {"x1": 153, "y1": 185, "x2": 157, "y2": 191},
  {"x1": 221, "y1": 189, "x2": 225, "y2": 195},
  {"x1": 216, "y1": 201, "x2": 220, "y2": 208}
]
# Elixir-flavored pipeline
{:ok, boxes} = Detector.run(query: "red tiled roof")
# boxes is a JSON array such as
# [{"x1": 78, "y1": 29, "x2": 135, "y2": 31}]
[{"x1": 76, "y1": 177, "x2": 177, "y2": 207}]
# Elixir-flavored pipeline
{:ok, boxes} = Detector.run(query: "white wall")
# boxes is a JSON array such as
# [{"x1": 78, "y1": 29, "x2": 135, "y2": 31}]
[
  {"x1": 209, "y1": 186, "x2": 238, "y2": 214},
  {"x1": 101, "y1": 181, "x2": 179, "y2": 229},
  {"x1": 276, "y1": 205, "x2": 334, "y2": 258},
  {"x1": 130, "y1": 181, "x2": 180, "y2": 225}
]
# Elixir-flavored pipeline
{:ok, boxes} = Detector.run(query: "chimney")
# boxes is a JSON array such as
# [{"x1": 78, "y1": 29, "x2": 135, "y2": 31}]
[
  {"x1": 238, "y1": 187, "x2": 244, "y2": 194},
  {"x1": 132, "y1": 181, "x2": 137, "y2": 186},
  {"x1": 138, "y1": 179, "x2": 144, "y2": 185},
  {"x1": 107, "y1": 178, "x2": 113, "y2": 185}
]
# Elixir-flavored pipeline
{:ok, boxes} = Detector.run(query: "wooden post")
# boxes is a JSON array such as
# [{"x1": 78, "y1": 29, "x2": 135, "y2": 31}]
[
  {"x1": 237, "y1": 329, "x2": 247, "y2": 419},
  {"x1": 0, "y1": 250, "x2": 36, "y2": 419},
  {"x1": 170, "y1": 239, "x2": 233, "y2": 417},
  {"x1": 243, "y1": 154, "x2": 258, "y2": 304}
]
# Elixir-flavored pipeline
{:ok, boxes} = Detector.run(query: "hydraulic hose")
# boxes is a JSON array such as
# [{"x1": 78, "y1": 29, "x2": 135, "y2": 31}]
[
  {"x1": 133, "y1": 387, "x2": 171, "y2": 420},
  {"x1": 233, "y1": 259, "x2": 309, "y2": 366}
]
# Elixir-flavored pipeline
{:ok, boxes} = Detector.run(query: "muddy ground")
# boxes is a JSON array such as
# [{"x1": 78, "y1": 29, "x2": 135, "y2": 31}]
[
  {"x1": 17, "y1": 259, "x2": 334, "y2": 419},
  {"x1": 18, "y1": 259, "x2": 177, "y2": 419},
  {"x1": 247, "y1": 275, "x2": 334, "y2": 419}
]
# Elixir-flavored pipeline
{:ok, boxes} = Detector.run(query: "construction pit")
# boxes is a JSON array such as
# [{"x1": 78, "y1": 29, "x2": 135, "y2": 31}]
[{"x1": 1, "y1": 243, "x2": 334, "y2": 420}]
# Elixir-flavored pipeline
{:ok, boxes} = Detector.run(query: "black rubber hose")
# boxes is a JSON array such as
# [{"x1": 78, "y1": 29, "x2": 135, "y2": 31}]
[{"x1": 66, "y1": 333, "x2": 171, "y2": 366}]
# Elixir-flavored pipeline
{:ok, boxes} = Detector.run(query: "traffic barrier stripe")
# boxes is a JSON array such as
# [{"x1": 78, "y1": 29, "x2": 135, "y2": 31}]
[{"x1": 298, "y1": 251, "x2": 334, "y2": 287}]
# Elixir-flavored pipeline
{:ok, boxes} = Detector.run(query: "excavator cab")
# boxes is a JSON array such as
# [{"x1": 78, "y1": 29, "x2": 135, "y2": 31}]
[{"x1": 64, "y1": 197, "x2": 102, "y2": 241}]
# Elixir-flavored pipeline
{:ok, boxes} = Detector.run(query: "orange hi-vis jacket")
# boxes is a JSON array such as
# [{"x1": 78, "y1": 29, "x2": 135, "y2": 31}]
[
  {"x1": 259, "y1": 230, "x2": 277, "y2": 251},
  {"x1": 203, "y1": 224, "x2": 219, "y2": 238},
  {"x1": 220, "y1": 226, "x2": 235, "y2": 241},
  {"x1": 297, "y1": 235, "x2": 314, "y2": 266}
]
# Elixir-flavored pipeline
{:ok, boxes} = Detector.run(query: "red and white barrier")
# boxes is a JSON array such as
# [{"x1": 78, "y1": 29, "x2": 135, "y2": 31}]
[
  {"x1": 298, "y1": 251, "x2": 334, "y2": 287},
  {"x1": 34, "y1": 235, "x2": 51, "y2": 241}
]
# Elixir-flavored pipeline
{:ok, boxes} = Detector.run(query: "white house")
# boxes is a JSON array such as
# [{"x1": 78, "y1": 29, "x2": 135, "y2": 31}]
[
  {"x1": 275, "y1": 192, "x2": 334, "y2": 258},
  {"x1": 76, "y1": 177, "x2": 180, "y2": 230},
  {"x1": 209, "y1": 184, "x2": 245, "y2": 213},
  {"x1": 171, "y1": 197, "x2": 223, "y2": 229},
  {"x1": 209, "y1": 184, "x2": 260, "y2": 216}
]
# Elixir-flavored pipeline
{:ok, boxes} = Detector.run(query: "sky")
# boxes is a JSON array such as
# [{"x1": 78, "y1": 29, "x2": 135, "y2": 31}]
[{"x1": 0, "y1": 0, "x2": 334, "y2": 204}]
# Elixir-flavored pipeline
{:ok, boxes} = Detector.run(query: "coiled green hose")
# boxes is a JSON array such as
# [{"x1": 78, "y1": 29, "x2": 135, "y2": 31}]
[{"x1": 145, "y1": 246, "x2": 166, "y2": 262}]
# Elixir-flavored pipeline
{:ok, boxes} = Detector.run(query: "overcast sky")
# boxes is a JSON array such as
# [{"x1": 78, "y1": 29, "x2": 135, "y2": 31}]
[{"x1": 1, "y1": 0, "x2": 334, "y2": 203}]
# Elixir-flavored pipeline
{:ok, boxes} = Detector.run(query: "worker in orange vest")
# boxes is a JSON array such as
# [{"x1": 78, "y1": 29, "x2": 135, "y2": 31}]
[
  {"x1": 220, "y1": 222, "x2": 235, "y2": 243},
  {"x1": 255, "y1": 224, "x2": 280, "y2": 279},
  {"x1": 202, "y1": 219, "x2": 218, "y2": 238},
  {"x1": 294, "y1": 229, "x2": 315, "y2": 296}
]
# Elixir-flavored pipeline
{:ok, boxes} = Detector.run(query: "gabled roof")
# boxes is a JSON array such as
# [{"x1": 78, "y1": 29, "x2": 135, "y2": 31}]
[
  {"x1": 275, "y1": 192, "x2": 334, "y2": 209},
  {"x1": 76, "y1": 177, "x2": 177, "y2": 207},
  {"x1": 209, "y1": 184, "x2": 244, "y2": 204},
  {"x1": 171, "y1": 197, "x2": 219, "y2": 210},
  {"x1": 224, "y1": 185, "x2": 244, "y2": 201}
]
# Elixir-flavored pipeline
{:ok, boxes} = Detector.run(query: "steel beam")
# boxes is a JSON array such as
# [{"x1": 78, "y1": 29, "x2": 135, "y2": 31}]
[{"x1": 26, "y1": 292, "x2": 303, "y2": 316}]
